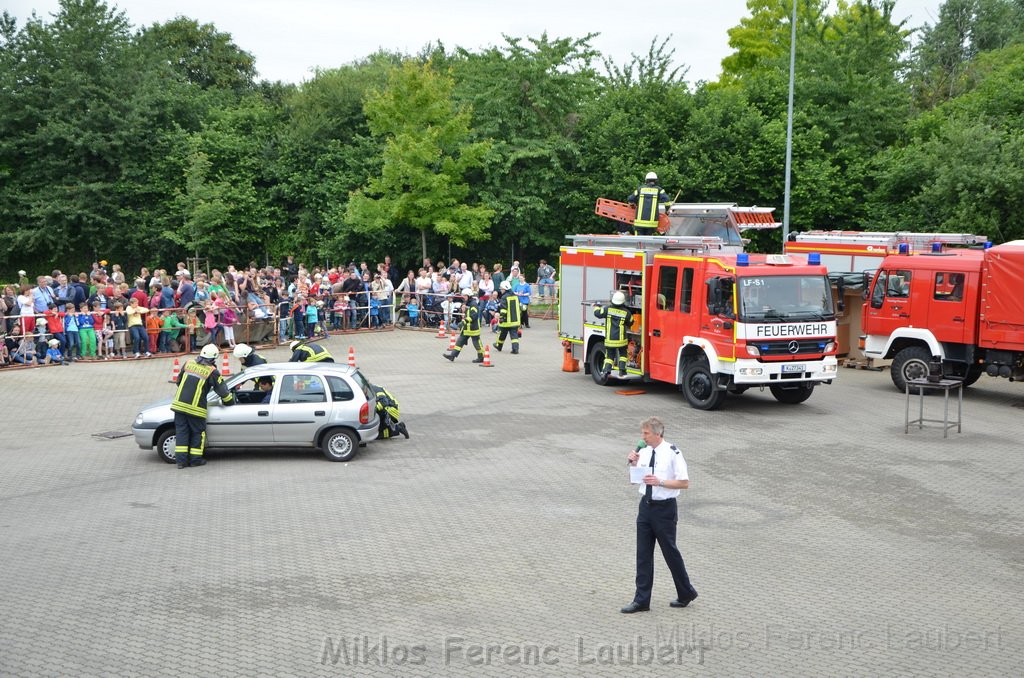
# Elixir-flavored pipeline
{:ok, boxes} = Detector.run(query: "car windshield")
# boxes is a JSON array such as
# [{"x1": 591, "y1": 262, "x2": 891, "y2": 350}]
[{"x1": 738, "y1": 275, "x2": 835, "y2": 322}]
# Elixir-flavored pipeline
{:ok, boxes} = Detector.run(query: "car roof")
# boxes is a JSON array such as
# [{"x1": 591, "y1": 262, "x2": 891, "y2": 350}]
[{"x1": 236, "y1": 362, "x2": 361, "y2": 378}]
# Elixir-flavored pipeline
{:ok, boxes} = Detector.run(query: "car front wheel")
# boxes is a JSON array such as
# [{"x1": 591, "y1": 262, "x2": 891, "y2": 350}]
[
  {"x1": 322, "y1": 428, "x2": 359, "y2": 462},
  {"x1": 155, "y1": 428, "x2": 177, "y2": 464}
]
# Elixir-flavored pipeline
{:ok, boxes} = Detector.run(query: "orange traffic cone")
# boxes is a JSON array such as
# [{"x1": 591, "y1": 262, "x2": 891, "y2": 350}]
[
  {"x1": 168, "y1": 358, "x2": 181, "y2": 383},
  {"x1": 436, "y1": 320, "x2": 447, "y2": 338},
  {"x1": 220, "y1": 352, "x2": 231, "y2": 377},
  {"x1": 347, "y1": 346, "x2": 357, "y2": 367},
  {"x1": 561, "y1": 340, "x2": 580, "y2": 372},
  {"x1": 479, "y1": 344, "x2": 494, "y2": 367},
  {"x1": 447, "y1": 334, "x2": 456, "y2": 352}
]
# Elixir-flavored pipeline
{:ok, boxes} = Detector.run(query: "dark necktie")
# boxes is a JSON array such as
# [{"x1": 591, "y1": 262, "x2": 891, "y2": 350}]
[{"x1": 645, "y1": 446, "x2": 656, "y2": 500}]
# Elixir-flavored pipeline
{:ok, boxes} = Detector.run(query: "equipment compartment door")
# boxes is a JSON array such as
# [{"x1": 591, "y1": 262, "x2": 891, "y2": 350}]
[{"x1": 648, "y1": 260, "x2": 695, "y2": 383}]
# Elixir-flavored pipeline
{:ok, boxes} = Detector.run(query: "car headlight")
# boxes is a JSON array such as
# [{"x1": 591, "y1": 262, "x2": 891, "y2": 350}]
[
  {"x1": 738, "y1": 367, "x2": 764, "y2": 376},
  {"x1": 745, "y1": 345, "x2": 760, "y2": 357},
  {"x1": 824, "y1": 341, "x2": 837, "y2": 353},
  {"x1": 134, "y1": 413, "x2": 144, "y2": 427}
]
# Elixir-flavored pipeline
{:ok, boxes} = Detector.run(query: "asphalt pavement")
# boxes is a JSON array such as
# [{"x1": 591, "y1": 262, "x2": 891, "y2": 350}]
[{"x1": 1, "y1": 322, "x2": 1021, "y2": 676}]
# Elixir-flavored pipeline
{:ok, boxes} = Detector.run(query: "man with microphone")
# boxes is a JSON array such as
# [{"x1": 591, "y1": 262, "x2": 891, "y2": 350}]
[{"x1": 622, "y1": 417, "x2": 699, "y2": 613}]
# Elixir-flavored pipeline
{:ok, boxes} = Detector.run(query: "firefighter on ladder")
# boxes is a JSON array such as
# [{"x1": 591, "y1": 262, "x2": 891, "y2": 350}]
[
  {"x1": 171, "y1": 343, "x2": 235, "y2": 468},
  {"x1": 494, "y1": 281, "x2": 521, "y2": 354},
  {"x1": 626, "y1": 172, "x2": 672, "y2": 236},
  {"x1": 594, "y1": 291, "x2": 633, "y2": 377}
]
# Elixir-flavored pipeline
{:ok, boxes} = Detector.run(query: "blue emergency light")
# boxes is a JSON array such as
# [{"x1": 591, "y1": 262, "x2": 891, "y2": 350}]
[
  {"x1": 737, "y1": 253, "x2": 749, "y2": 267},
  {"x1": 808, "y1": 252, "x2": 821, "y2": 265},
  {"x1": 984, "y1": 241, "x2": 993, "y2": 249},
  {"x1": 898, "y1": 243, "x2": 910, "y2": 254},
  {"x1": 931, "y1": 242, "x2": 943, "y2": 253}
]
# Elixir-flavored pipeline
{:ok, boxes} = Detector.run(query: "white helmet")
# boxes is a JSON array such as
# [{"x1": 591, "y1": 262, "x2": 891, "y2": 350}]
[
  {"x1": 199, "y1": 344, "x2": 219, "y2": 360},
  {"x1": 500, "y1": 280, "x2": 512, "y2": 292},
  {"x1": 290, "y1": 340, "x2": 301, "y2": 351},
  {"x1": 612, "y1": 291, "x2": 627, "y2": 305},
  {"x1": 233, "y1": 343, "x2": 252, "y2": 358},
  {"x1": 645, "y1": 171, "x2": 658, "y2": 182}
]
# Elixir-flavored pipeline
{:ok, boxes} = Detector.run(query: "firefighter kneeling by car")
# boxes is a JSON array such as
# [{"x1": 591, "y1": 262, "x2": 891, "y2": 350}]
[
  {"x1": 373, "y1": 384, "x2": 409, "y2": 440},
  {"x1": 289, "y1": 340, "x2": 334, "y2": 362},
  {"x1": 171, "y1": 343, "x2": 235, "y2": 469}
]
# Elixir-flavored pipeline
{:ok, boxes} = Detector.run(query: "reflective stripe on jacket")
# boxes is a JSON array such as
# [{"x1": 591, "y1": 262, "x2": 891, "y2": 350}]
[
  {"x1": 594, "y1": 304, "x2": 632, "y2": 347},
  {"x1": 498, "y1": 293, "x2": 521, "y2": 328},
  {"x1": 170, "y1": 360, "x2": 234, "y2": 418}
]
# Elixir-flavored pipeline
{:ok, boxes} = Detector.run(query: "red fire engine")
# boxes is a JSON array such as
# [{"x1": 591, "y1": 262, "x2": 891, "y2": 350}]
[
  {"x1": 559, "y1": 202, "x2": 839, "y2": 410},
  {"x1": 858, "y1": 240, "x2": 1024, "y2": 391}
]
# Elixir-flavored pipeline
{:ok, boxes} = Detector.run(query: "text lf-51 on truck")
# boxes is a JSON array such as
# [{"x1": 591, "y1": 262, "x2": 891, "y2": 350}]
[{"x1": 559, "y1": 203, "x2": 839, "y2": 410}]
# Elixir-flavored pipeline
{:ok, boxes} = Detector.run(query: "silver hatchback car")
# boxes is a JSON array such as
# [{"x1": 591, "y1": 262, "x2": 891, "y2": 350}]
[{"x1": 132, "y1": 362, "x2": 379, "y2": 463}]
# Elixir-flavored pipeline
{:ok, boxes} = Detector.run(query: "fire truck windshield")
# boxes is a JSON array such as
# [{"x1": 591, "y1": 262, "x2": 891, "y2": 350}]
[{"x1": 738, "y1": 275, "x2": 835, "y2": 322}]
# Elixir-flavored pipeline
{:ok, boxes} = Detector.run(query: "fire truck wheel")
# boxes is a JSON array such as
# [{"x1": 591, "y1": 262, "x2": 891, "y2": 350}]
[
  {"x1": 682, "y1": 357, "x2": 726, "y2": 410},
  {"x1": 769, "y1": 383, "x2": 815, "y2": 404},
  {"x1": 588, "y1": 341, "x2": 614, "y2": 386},
  {"x1": 891, "y1": 345, "x2": 932, "y2": 392}
]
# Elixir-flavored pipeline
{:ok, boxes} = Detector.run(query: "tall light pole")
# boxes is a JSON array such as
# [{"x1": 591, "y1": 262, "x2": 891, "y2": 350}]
[{"x1": 782, "y1": 0, "x2": 798, "y2": 244}]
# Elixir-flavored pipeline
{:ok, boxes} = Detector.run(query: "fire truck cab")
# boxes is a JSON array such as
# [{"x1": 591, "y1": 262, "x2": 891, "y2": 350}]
[{"x1": 560, "y1": 233, "x2": 839, "y2": 410}]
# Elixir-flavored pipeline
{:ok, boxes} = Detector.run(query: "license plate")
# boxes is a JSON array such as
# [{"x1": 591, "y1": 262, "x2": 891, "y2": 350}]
[{"x1": 782, "y1": 364, "x2": 806, "y2": 373}]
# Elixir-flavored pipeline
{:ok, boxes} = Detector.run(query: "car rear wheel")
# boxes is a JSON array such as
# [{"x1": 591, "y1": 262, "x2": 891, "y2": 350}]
[
  {"x1": 322, "y1": 428, "x2": 359, "y2": 462},
  {"x1": 155, "y1": 428, "x2": 177, "y2": 464}
]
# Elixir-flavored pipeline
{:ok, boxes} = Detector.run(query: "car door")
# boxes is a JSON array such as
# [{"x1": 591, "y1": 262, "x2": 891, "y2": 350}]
[
  {"x1": 207, "y1": 376, "x2": 276, "y2": 447},
  {"x1": 272, "y1": 373, "x2": 330, "y2": 445}
]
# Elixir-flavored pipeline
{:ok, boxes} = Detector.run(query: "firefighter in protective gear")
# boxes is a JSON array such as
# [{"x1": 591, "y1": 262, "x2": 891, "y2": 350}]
[
  {"x1": 289, "y1": 340, "x2": 334, "y2": 363},
  {"x1": 171, "y1": 343, "x2": 235, "y2": 468},
  {"x1": 594, "y1": 290, "x2": 633, "y2": 377},
  {"x1": 443, "y1": 293, "x2": 485, "y2": 363},
  {"x1": 372, "y1": 384, "x2": 409, "y2": 439},
  {"x1": 626, "y1": 172, "x2": 671, "y2": 236},
  {"x1": 494, "y1": 280, "x2": 521, "y2": 354},
  {"x1": 233, "y1": 343, "x2": 267, "y2": 371}
]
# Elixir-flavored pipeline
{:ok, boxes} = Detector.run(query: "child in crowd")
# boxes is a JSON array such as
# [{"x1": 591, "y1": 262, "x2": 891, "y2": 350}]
[
  {"x1": 110, "y1": 302, "x2": 128, "y2": 358},
  {"x1": 63, "y1": 302, "x2": 81, "y2": 361},
  {"x1": 44, "y1": 338, "x2": 69, "y2": 366},
  {"x1": 369, "y1": 297, "x2": 381, "y2": 328},
  {"x1": 334, "y1": 295, "x2": 350, "y2": 331},
  {"x1": 44, "y1": 303, "x2": 66, "y2": 353},
  {"x1": 305, "y1": 298, "x2": 320, "y2": 337},
  {"x1": 99, "y1": 313, "x2": 114, "y2": 359},
  {"x1": 485, "y1": 291, "x2": 500, "y2": 332},
  {"x1": 185, "y1": 307, "x2": 199, "y2": 352},
  {"x1": 91, "y1": 302, "x2": 108, "y2": 359},
  {"x1": 203, "y1": 300, "x2": 222, "y2": 347},
  {"x1": 0, "y1": 329, "x2": 9, "y2": 367},
  {"x1": 291, "y1": 295, "x2": 307, "y2": 339},
  {"x1": 145, "y1": 306, "x2": 161, "y2": 354},
  {"x1": 218, "y1": 294, "x2": 238, "y2": 347},
  {"x1": 159, "y1": 309, "x2": 184, "y2": 353},
  {"x1": 78, "y1": 302, "x2": 96, "y2": 359},
  {"x1": 12, "y1": 325, "x2": 39, "y2": 364}
]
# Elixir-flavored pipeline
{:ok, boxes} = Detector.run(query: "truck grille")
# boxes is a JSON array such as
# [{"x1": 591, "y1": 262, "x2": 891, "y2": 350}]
[{"x1": 753, "y1": 339, "x2": 826, "y2": 357}]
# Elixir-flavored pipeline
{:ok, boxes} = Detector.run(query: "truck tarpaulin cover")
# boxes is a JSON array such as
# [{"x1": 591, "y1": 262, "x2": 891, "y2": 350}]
[{"x1": 981, "y1": 242, "x2": 1024, "y2": 349}]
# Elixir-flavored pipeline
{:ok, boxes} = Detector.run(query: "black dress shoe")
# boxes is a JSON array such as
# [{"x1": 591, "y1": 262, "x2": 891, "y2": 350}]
[
  {"x1": 620, "y1": 602, "x2": 650, "y2": 614},
  {"x1": 670, "y1": 592, "x2": 698, "y2": 608}
]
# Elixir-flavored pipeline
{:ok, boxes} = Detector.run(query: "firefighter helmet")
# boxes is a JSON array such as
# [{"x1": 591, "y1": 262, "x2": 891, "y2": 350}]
[
  {"x1": 290, "y1": 340, "x2": 301, "y2": 351},
  {"x1": 233, "y1": 343, "x2": 252, "y2": 359},
  {"x1": 199, "y1": 344, "x2": 219, "y2": 360},
  {"x1": 500, "y1": 280, "x2": 512, "y2": 291},
  {"x1": 645, "y1": 171, "x2": 658, "y2": 182},
  {"x1": 612, "y1": 291, "x2": 627, "y2": 306}
]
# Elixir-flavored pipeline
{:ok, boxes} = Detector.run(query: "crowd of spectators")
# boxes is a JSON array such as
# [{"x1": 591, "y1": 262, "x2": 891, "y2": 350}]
[{"x1": 0, "y1": 255, "x2": 557, "y2": 368}]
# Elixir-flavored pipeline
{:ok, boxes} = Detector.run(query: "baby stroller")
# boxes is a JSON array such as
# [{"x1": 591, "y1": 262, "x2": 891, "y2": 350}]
[
  {"x1": 420, "y1": 295, "x2": 445, "y2": 328},
  {"x1": 373, "y1": 384, "x2": 409, "y2": 439}
]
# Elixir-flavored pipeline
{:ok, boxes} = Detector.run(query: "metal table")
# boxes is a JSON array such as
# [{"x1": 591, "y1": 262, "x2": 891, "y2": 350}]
[{"x1": 905, "y1": 377, "x2": 963, "y2": 438}]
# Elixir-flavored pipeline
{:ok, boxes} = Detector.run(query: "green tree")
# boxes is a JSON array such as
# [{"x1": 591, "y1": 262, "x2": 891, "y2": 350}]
[{"x1": 346, "y1": 60, "x2": 493, "y2": 261}]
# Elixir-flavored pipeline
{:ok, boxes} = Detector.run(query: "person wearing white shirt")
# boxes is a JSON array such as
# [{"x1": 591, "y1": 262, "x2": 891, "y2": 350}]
[{"x1": 622, "y1": 416, "x2": 698, "y2": 614}]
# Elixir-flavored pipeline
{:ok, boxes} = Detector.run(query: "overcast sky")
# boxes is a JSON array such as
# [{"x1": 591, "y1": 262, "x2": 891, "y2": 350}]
[{"x1": 6, "y1": 0, "x2": 945, "y2": 85}]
